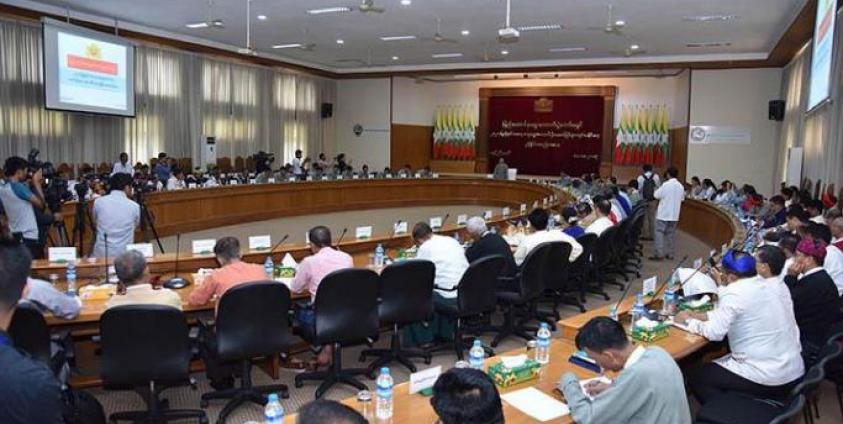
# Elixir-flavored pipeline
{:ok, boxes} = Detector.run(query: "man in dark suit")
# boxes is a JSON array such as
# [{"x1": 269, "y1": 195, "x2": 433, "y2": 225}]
[{"x1": 464, "y1": 216, "x2": 517, "y2": 290}]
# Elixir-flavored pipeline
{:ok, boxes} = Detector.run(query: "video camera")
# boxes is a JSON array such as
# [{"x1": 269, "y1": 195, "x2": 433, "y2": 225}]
[
  {"x1": 27, "y1": 148, "x2": 56, "y2": 179},
  {"x1": 254, "y1": 151, "x2": 275, "y2": 174},
  {"x1": 27, "y1": 148, "x2": 72, "y2": 211}
]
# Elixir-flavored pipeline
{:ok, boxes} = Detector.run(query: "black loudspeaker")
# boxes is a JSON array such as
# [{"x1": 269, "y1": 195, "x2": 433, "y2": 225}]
[
  {"x1": 321, "y1": 103, "x2": 333, "y2": 119},
  {"x1": 768, "y1": 100, "x2": 785, "y2": 121}
]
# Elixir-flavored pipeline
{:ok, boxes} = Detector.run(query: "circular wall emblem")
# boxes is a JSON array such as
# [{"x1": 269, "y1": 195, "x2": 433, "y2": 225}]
[
  {"x1": 690, "y1": 127, "x2": 707, "y2": 143},
  {"x1": 353, "y1": 124, "x2": 364, "y2": 137}
]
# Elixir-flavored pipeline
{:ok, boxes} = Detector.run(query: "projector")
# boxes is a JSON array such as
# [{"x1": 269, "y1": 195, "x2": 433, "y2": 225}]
[{"x1": 497, "y1": 27, "x2": 520, "y2": 43}]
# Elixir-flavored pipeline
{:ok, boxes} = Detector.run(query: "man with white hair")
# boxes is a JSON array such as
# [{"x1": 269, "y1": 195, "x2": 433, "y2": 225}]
[{"x1": 465, "y1": 216, "x2": 517, "y2": 285}]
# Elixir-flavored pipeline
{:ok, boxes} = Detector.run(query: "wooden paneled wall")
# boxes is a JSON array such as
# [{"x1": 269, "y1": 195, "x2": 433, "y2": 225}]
[{"x1": 390, "y1": 124, "x2": 432, "y2": 170}]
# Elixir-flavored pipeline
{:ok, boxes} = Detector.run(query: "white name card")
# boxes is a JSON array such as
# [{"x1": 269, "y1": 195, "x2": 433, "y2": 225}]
[
  {"x1": 520, "y1": 204, "x2": 527, "y2": 214},
  {"x1": 484, "y1": 210, "x2": 493, "y2": 221},
  {"x1": 486, "y1": 174, "x2": 494, "y2": 179},
  {"x1": 352, "y1": 174, "x2": 359, "y2": 180},
  {"x1": 336, "y1": 175, "x2": 344, "y2": 180},
  {"x1": 249, "y1": 179, "x2": 256, "y2": 184},
  {"x1": 502, "y1": 207, "x2": 511, "y2": 217},
  {"x1": 693, "y1": 258, "x2": 703, "y2": 269},
  {"x1": 414, "y1": 173, "x2": 422, "y2": 178},
  {"x1": 356, "y1": 226, "x2": 373, "y2": 240},
  {"x1": 430, "y1": 216, "x2": 443, "y2": 229},
  {"x1": 306, "y1": 176, "x2": 313, "y2": 181},
  {"x1": 643, "y1": 276, "x2": 657, "y2": 296},
  {"x1": 288, "y1": 177, "x2": 297, "y2": 182},
  {"x1": 48, "y1": 247, "x2": 77, "y2": 263},
  {"x1": 409, "y1": 365, "x2": 442, "y2": 395},
  {"x1": 126, "y1": 243, "x2": 154, "y2": 258},
  {"x1": 249, "y1": 235, "x2": 272, "y2": 251},
  {"x1": 457, "y1": 214, "x2": 468, "y2": 225},
  {"x1": 230, "y1": 180, "x2": 239, "y2": 185},
  {"x1": 192, "y1": 239, "x2": 216, "y2": 255},
  {"x1": 268, "y1": 178, "x2": 276, "y2": 184},
  {"x1": 321, "y1": 176, "x2": 329, "y2": 181},
  {"x1": 432, "y1": 173, "x2": 440, "y2": 178},
  {"x1": 394, "y1": 221, "x2": 408, "y2": 235},
  {"x1": 386, "y1": 174, "x2": 393, "y2": 179},
  {"x1": 187, "y1": 183, "x2": 197, "y2": 189}
]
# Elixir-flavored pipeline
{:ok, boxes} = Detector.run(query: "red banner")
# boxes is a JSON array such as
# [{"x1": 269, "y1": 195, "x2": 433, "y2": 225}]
[
  {"x1": 67, "y1": 54, "x2": 118, "y2": 75},
  {"x1": 487, "y1": 95, "x2": 604, "y2": 176}
]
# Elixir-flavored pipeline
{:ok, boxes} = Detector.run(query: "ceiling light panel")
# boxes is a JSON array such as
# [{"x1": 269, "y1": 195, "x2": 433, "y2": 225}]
[
  {"x1": 272, "y1": 43, "x2": 303, "y2": 49},
  {"x1": 380, "y1": 35, "x2": 417, "y2": 41},
  {"x1": 516, "y1": 24, "x2": 563, "y2": 32},
  {"x1": 548, "y1": 47, "x2": 587, "y2": 53},
  {"x1": 682, "y1": 15, "x2": 739, "y2": 22},
  {"x1": 432, "y1": 53, "x2": 463, "y2": 58},
  {"x1": 307, "y1": 7, "x2": 353, "y2": 15}
]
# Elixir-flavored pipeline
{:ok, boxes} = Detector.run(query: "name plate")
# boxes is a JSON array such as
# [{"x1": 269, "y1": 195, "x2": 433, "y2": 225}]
[
  {"x1": 192, "y1": 239, "x2": 216, "y2": 255},
  {"x1": 230, "y1": 180, "x2": 239, "y2": 185},
  {"x1": 394, "y1": 221, "x2": 408, "y2": 235},
  {"x1": 336, "y1": 175, "x2": 344, "y2": 180},
  {"x1": 693, "y1": 258, "x2": 703, "y2": 269},
  {"x1": 249, "y1": 235, "x2": 272, "y2": 251},
  {"x1": 306, "y1": 176, "x2": 313, "y2": 181},
  {"x1": 352, "y1": 174, "x2": 359, "y2": 179},
  {"x1": 520, "y1": 204, "x2": 527, "y2": 214},
  {"x1": 356, "y1": 226, "x2": 373, "y2": 240},
  {"x1": 321, "y1": 176, "x2": 329, "y2": 181},
  {"x1": 484, "y1": 210, "x2": 493, "y2": 221},
  {"x1": 126, "y1": 243, "x2": 154, "y2": 258},
  {"x1": 414, "y1": 173, "x2": 422, "y2": 178},
  {"x1": 289, "y1": 177, "x2": 297, "y2": 182},
  {"x1": 432, "y1": 173, "x2": 440, "y2": 178},
  {"x1": 249, "y1": 179, "x2": 256, "y2": 184},
  {"x1": 385, "y1": 174, "x2": 393, "y2": 179},
  {"x1": 457, "y1": 214, "x2": 468, "y2": 225},
  {"x1": 429, "y1": 216, "x2": 443, "y2": 229},
  {"x1": 502, "y1": 207, "x2": 511, "y2": 217},
  {"x1": 410, "y1": 365, "x2": 442, "y2": 395},
  {"x1": 187, "y1": 183, "x2": 196, "y2": 189},
  {"x1": 268, "y1": 178, "x2": 276, "y2": 184},
  {"x1": 48, "y1": 247, "x2": 77, "y2": 263},
  {"x1": 642, "y1": 276, "x2": 657, "y2": 296}
]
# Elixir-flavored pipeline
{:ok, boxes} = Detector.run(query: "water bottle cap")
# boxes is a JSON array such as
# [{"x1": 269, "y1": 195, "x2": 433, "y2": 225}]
[
  {"x1": 473, "y1": 339, "x2": 482, "y2": 347},
  {"x1": 540, "y1": 322, "x2": 549, "y2": 328},
  {"x1": 267, "y1": 393, "x2": 279, "y2": 402},
  {"x1": 380, "y1": 367, "x2": 390, "y2": 375}
]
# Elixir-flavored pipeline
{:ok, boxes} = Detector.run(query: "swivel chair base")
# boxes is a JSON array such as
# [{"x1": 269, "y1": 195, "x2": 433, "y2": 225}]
[
  {"x1": 110, "y1": 381, "x2": 207, "y2": 424},
  {"x1": 360, "y1": 325, "x2": 432, "y2": 373},
  {"x1": 295, "y1": 343, "x2": 370, "y2": 399},
  {"x1": 200, "y1": 361, "x2": 288, "y2": 424}
]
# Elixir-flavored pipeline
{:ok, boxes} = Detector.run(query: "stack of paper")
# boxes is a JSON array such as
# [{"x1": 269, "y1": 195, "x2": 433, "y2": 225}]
[{"x1": 500, "y1": 387, "x2": 569, "y2": 422}]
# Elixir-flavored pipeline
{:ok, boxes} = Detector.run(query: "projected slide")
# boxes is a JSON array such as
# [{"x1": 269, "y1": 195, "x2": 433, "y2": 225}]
[
  {"x1": 58, "y1": 32, "x2": 127, "y2": 110},
  {"x1": 808, "y1": 0, "x2": 837, "y2": 111}
]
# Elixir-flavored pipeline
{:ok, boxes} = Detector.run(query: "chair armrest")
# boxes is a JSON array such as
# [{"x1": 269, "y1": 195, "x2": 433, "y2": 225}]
[{"x1": 433, "y1": 284, "x2": 458, "y2": 292}]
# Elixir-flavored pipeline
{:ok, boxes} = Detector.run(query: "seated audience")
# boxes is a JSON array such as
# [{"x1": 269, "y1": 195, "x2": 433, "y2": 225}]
[
  {"x1": 106, "y1": 250, "x2": 182, "y2": 310},
  {"x1": 188, "y1": 237, "x2": 268, "y2": 307},
  {"x1": 699, "y1": 178, "x2": 716, "y2": 201},
  {"x1": 576, "y1": 202, "x2": 596, "y2": 228},
  {"x1": 689, "y1": 176, "x2": 703, "y2": 198},
  {"x1": 432, "y1": 368, "x2": 503, "y2": 424},
  {"x1": 0, "y1": 239, "x2": 64, "y2": 423},
  {"x1": 22, "y1": 277, "x2": 81, "y2": 320},
  {"x1": 761, "y1": 195, "x2": 786, "y2": 229},
  {"x1": 832, "y1": 216, "x2": 843, "y2": 244},
  {"x1": 784, "y1": 238, "x2": 840, "y2": 360},
  {"x1": 404, "y1": 222, "x2": 468, "y2": 347},
  {"x1": 558, "y1": 317, "x2": 690, "y2": 424},
  {"x1": 754, "y1": 246, "x2": 800, "y2": 343},
  {"x1": 713, "y1": 180, "x2": 735, "y2": 206},
  {"x1": 784, "y1": 206, "x2": 810, "y2": 234},
  {"x1": 585, "y1": 198, "x2": 614, "y2": 236},
  {"x1": 297, "y1": 400, "x2": 366, "y2": 424},
  {"x1": 804, "y1": 223, "x2": 843, "y2": 296},
  {"x1": 626, "y1": 179, "x2": 641, "y2": 205},
  {"x1": 806, "y1": 199, "x2": 825, "y2": 224},
  {"x1": 465, "y1": 217, "x2": 517, "y2": 281},
  {"x1": 677, "y1": 250, "x2": 803, "y2": 404},
  {"x1": 514, "y1": 208, "x2": 582, "y2": 266},
  {"x1": 560, "y1": 206, "x2": 585, "y2": 238},
  {"x1": 778, "y1": 233, "x2": 800, "y2": 278}
]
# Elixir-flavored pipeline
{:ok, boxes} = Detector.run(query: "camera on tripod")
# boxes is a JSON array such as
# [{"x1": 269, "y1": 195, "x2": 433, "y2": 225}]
[
  {"x1": 253, "y1": 151, "x2": 275, "y2": 174},
  {"x1": 27, "y1": 148, "x2": 72, "y2": 212}
]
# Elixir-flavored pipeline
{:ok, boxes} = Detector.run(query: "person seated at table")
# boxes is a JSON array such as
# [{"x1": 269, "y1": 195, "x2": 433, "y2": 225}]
[
  {"x1": 560, "y1": 206, "x2": 585, "y2": 238},
  {"x1": 513, "y1": 208, "x2": 582, "y2": 267},
  {"x1": 360, "y1": 164, "x2": 370, "y2": 178},
  {"x1": 806, "y1": 199, "x2": 826, "y2": 224},
  {"x1": 464, "y1": 216, "x2": 517, "y2": 283},
  {"x1": 106, "y1": 250, "x2": 182, "y2": 311},
  {"x1": 558, "y1": 317, "x2": 691, "y2": 424},
  {"x1": 432, "y1": 368, "x2": 503, "y2": 424},
  {"x1": 626, "y1": 179, "x2": 642, "y2": 205},
  {"x1": 297, "y1": 400, "x2": 366, "y2": 424},
  {"x1": 404, "y1": 222, "x2": 468, "y2": 347},
  {"x1": 784, "y1": 237, "x2": 840, "y2": 361},
  {"x1": 585, "y1": 198, "x2": 614, "y2": 236},
  {"x1": 761, "y1": 195, "x2": 787, "y2": 229},
  {"x1": 576, "y1": 202, "x2": 597, "y2": 228},
  {"x1": 22, "y1": 275, "x2": 81, "y2": 321},
  {"x1": 166, "y1": 167, "x2": 186, "y2": 190},
  {"x1": 493, "y1": 158, "x2": 509, "y2": 180},
  {"x1": 804, "y1": 222, "x2": 843, "y2": 296},
  {"x1": 188, "y1": 237, "x2": 268, "y2": 307},
  {"x1": 676, "y1": 250, "x2": 803, "y2": 405},
  {"x1": 754, "y1": 246, "x2": 800, "y2": 344}
]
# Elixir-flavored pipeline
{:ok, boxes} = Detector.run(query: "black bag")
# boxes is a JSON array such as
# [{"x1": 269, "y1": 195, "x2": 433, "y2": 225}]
[
  {"x1": 642, "y1": 175, "x2": 656, "y2": 201},
  {"x1": 61, "y1": 387, "x2": 106, "y2": 424}
]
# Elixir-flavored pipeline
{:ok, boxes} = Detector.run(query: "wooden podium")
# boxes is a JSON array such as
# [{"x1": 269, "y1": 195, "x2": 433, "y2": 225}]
[{"x1": 429, "y1": 159, "x2": 477, "y2": 174}]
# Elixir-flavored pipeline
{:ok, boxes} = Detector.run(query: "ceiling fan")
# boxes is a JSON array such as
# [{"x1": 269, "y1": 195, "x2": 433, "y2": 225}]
[
  {"x1": 586, "y1": 4, "x2": 626, "y2": 35},
  {"x1": 237, "y1": 0, "x2": 256, "y2": 55},
  {"x1": 186, "y1": 0, "x2": 224, "y2": 29},
  {"x1": 422, "y1": 17, "x2": 457, "y2": 43},
  {"x1": 355, "y1": 0, "x2": 385, "y2": 14}
]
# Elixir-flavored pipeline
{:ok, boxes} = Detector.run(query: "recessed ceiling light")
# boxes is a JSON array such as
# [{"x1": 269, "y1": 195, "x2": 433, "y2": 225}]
[
  {"x1": 400, "y1": 0, "x2": 412, "y2": 5},
  {"x1": 461, "y1": 29, "x2": 470, "y2": 36},
  {"x1": 392, "y1": 56, "x2": 400, "y2": 61},
  {"x1": 682, "y1": 14, "x2": 738, "y2": 22},
  {"x1": 431, "y1": 53, "x2": 463, "y2": 58},
  {"x1": 614, "y1": 20, "x2": 626, "y2": 26},
  {"x1": 629, "y1": 44, "x2": 640, "y2": 50},
  {"x1": 307, "y1": 7, "x2": 353, "y2": 15},
  {"x1": 548, "y1": 47, "x2": 587, "y2": 53},
  {"x1": 501, "y1": 50, "x2": 509, "y2": 55},
  {"x1": 686, "y1": 41, "x2": 732, "y2": 48},
  {"x1": 272, "y1": 43, "x2": 303, "y2": 49},
  {"x1": 257, "y1": 15, "x2": 267, "y2": 21},
  {"x1": 336, "y1": 39, "x2": 345, "y2": 45},
  {"x1": 516, "y1": 24, "x2": 562, "y2": 32},
  {"x1": 186, "y1": 22, "x2": 210, "y2": 29},
  {"x1": 380, "y1": 35, "x2": 417, "y2": 41}
]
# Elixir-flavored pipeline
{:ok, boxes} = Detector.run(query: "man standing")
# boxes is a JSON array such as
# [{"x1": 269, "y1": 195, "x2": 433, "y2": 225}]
[
  {"x1": 558, "y1": 317, "x2": 691, "y2": 424},
  {"x1": 111, "y1": 152, "x2": 132, "y2": 176},
  {"x1": 651, "y1": 167, "x2": 684, "y2": 260},
  {"x1": 92, "y1": 174, "x2": 140, "y2": 258},
  {"x1": 153, "y1": 152, "x2": 171, "y2": 183},
  {"x1": 106, "y1": 250, "x2": 182, "y2": 310},
  {"x1": 0, "y1": 157, "x2": 46, "y2": 258},
  {"x1": 637, "y1": 164, "x2": 660, "y2": 240},
  {"x1": 493, "y1": 158, "x2": 509, "y2": 180}
]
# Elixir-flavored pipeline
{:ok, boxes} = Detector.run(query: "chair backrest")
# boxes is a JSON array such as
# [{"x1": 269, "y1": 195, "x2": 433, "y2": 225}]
[
  {"x1": 788, "y1": 365, "x2": 824, "y2": 399},
  {"x1": 100, "y1": 305, "x2": 191, "y2": 386},
  {"x1": 216, "y1": 281, "x2": 293, "y2": 361},
  {"x1": 519, "y1": 242, "x2": 552, "y2": 300},
  {"x1": 543, "y1": 241, "x2": 573, "y2": 291},
  {"x1": 8, "y1": 303, "x2": 52, "y2": 365},
  {"x1": 593, "y1": 226, "x2": 618, "y2": 267},
  {"x1": 314, "y1": 269, "x2": 379, "y2": 345},
  {"x1": 769, "y1": 394, "x2": 806, "y2": 424},
  {"x1": 816, "y1": 338, "x2": 843, "y2": 370},
  {"x1": 571, "y1": 233, "x2": 598, "y2": 278},
  {"x1": 457, "y1": 255, "x2": 506, "y2": 316},
  {"x1": 378, "y1": 260, "x2": 435, "y2": 325}
]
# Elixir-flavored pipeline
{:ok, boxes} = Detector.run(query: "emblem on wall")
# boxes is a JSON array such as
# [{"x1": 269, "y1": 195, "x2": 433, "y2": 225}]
[{"x1": 534, "y1": 97, "x2": 554, "y2": 113}]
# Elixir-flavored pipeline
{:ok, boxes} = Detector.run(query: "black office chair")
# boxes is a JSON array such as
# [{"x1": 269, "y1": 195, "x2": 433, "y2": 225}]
[
  {"x1": 200, "y1": 282, "x2": 294, "y2": 423},
  {"x1": 536, "y1": 241, "x2": 584, "y2": 321},
  {"x1": 429, "y1": 255, "x2": 505, "y2": 360},
  {"x1": 8, "y1": 302, "x2": 67, "y2": 376},
  {"x1": 359, "y1": 260, "x2": 434, "y2": 373},
  {"x1": 295, "y1": 269, "x2": 380, "y2": 399},
  {"x1": 100, "y1": 305, "x2": 207, "y2": 424},
  {"x1": 571, "y1": 233, "x2": 607, "y2": 301},
  {"x1": 591, "y1": 226, "x2": 625, "y2": 291},
  {"x1": 490, "y1": 243, "x2": 551, "y2": 347},
  {"x1": 770, "y1": 395, "x2": 807, "y2": 424},
  {"x1": 695, "y1": 392, "x2": 807, "y2": 424},
  {"x1": 823, "y1": 322, "x2": 843, "y2": 419}
]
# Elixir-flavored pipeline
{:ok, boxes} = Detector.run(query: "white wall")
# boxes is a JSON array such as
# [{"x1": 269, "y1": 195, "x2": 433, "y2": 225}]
[
  {"x1": 335, "y1": 78, "x2": 391, "y2": 170},
  {"x1": 687, "y1": 68, "x2": 782, "y2": 195}
]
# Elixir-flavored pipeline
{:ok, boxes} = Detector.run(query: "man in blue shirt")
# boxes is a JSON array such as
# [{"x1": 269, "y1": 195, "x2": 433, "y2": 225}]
[
  {"x1": 0, "y1": 157, "x2": 47, "y2": 258},
  {"x1": 0, "y1": 237, "x2": 64, "y2": 423},
  {"x1": 762, "y1": 195, "x2": 787, "y2": 229},
  {"x1": 154, "y1": 152, "x2": 172, "y2": 184}
]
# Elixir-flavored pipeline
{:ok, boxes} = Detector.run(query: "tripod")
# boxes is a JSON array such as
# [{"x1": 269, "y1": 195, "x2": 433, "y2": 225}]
[
  {"x1": 135, "y1": 189, "x2": 165, "y2": 254},
  {"x1": 70, "y1": 200, "x2": 93, "y2": 256}
]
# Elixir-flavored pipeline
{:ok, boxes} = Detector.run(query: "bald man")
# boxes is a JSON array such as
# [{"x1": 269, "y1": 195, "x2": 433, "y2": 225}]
[{"x1": 831, "y1": 217, "x2": 843, "y2": 245}]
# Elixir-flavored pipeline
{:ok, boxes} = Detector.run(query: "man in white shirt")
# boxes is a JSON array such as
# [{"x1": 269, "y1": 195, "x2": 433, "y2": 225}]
[
  {"x1": 585, "y1": 198, "x2": 614, "y2": 236},
  {"x1": 92, "y1": 174, "x2": 140, "y2": 258},
  {"x1": 404, "y1": 222, "x2": 469, "y2": 347},
  {"x1": 514, "y1": 208, "x2": 582, "y2": 266},
  {"x1": 651, "y1": 167, "x2": 684, "y2": 260},
  {"x1": 806, "y1": 200, "x2": 825, "y2": 224},
  {"x1": 110, "y1": 152, "x2": 133, "y2": 176},
  {"x1": 754, "y1": 246, "x2": 800, "y2": 343},
  {"x1": 637, "y1": 164, "x2": 660, "y2": 240},
  {"x1": 832, "y1": 217, "x2": 843, "y2": 244},
  {"x1": 677, "y1": 250, "x2": 803, "y2": 404},
  {"x1": 166, "y1": 168, "x2": 186, "y2": 191},
  {"x1": 292, "y1": 149, "x2": 310, "y2": 178}
]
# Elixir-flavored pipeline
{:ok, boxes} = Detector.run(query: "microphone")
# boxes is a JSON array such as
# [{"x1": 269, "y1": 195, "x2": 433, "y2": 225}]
[
  {"x1": 269, "y1": 234, "x2": 290, "y2": 254},
  {"x1": 650, "y1": 255, "x2": 690, "y2": 301},
  {"x1": 389, "y1": 220, "x2": 404, "y2": 239},
  {"x1": 335, "y1": 228, "x2": 348, "y2": 249},
  {"x1": 164, "y1": 233, "x2": 188, "y2": 289},
  {"x1": 436, "y1": 213, "x2": 450, "y2": 232},
  {"x1": 102, "y1": 233, "x2": 109, "y2": 284},
  {"x1": 679, "y1": 250, "x2": 721, "y2": 288}
]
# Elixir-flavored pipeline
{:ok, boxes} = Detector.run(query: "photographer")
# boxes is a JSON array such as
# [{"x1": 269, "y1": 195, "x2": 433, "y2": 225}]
[
  {"x1": 0, "y1": 157, "x2": 49, "y2": 258},
  {"x1": 91, "y1": 173, "x2": 140, "y2": 258},
  {"x1": 254, "y1": 151, "x2": 274, "y2": 175}
]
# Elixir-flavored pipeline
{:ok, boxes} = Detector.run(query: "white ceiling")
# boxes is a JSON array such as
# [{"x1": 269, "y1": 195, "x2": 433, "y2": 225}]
[{"x1": 9, "y1": 0, "x2": 808, "y2": 74}]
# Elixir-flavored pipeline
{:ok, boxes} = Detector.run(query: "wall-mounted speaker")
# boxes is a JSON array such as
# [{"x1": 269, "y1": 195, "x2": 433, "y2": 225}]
[
  {"x1": 321, "y1": 102, "x2": 333, "y2": 119},
  {"x1": 768, "y1": 100, "x2": 785, "y2": 121}
]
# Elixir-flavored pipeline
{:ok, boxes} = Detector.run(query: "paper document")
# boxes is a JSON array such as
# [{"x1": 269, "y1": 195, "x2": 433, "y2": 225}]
[
  {"x1": 579, "y1": 376, "x2": 612, "y2": 401},
  {"x1": 500, "y1": 387, "x2": 569, "y2": 422}
]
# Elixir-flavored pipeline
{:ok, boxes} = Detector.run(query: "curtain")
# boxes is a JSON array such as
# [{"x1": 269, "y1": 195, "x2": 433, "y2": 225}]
[
  {"x1": 775, "y1": 8, "x2": 843, "y2": 190},
  {"x1": 0, "y1": 17, "x2": 336, "y2": 168}
]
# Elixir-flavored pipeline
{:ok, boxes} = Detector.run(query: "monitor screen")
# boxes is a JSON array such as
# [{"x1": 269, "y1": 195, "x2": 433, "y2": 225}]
[
  {"x1": 42, "y1": 18, "x2": 135, "y2": 117},
  {"x1": 807, "y1": 0, "x2": 838, "y2": 112}
]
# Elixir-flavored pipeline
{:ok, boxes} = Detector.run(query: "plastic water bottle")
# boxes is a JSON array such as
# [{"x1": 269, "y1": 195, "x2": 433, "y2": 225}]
[
  {"x1": 663, "y1": 289, "x2": 677, "y2": 316},
  {"x1": 469, "y1": 339, "x2": 486, "y2": 370},
  {"x1": 66, "y1": 261, "x2": 77, "y2": 296},
  {"x1": 264, "y1": 393, "x2": 284, "y2": 424},
  {"x1": 375, "y1": 367, "x2": 394, "y2": 419},
  {"x1": 374, "y1": 243, "x2": 385, "y2": 267},
  {"x1": 536, "y1": 322, "x2": 552, "y2": 364},
  {"x1": 264, "y1": 256, "x2": 274, "y2": 279},
  {"x1": 630, "y1": 294, "x2": 646, "y2": 328}
]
